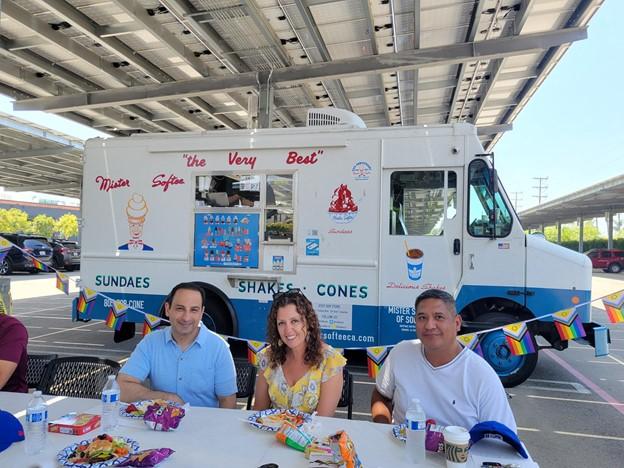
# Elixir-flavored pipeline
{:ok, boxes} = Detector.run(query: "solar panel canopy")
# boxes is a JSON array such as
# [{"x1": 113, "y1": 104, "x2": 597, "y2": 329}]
[{"x1": 0, "y1": 0, "x2": 604, "y2": 196}]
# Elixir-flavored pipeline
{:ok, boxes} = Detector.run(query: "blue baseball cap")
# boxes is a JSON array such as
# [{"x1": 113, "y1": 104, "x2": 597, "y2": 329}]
[
  {"x1": 0, "y1": 409, "x2": 25, "y2": 453},
  {"x1": 469, "y1": 421, "x2": 528, "y2": 459}
]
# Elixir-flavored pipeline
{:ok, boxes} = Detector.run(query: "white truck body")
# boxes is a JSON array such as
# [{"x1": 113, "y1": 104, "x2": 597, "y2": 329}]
[{"x1": 76, "y1": 115, "x2": 597, "y2": 384}]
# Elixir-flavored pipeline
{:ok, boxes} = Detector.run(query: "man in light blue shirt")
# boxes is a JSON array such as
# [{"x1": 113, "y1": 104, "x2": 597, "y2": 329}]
[{"x1": 118, "y1": 282, "x2": 237, "y2": 408}]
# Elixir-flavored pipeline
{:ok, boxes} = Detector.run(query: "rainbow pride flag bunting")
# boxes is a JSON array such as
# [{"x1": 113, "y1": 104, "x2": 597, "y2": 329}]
[
  {"x1": 76, "y1": 287, "x2": 98, "y2": 319},
  {"x1": 106, "y1": 300, "x2": 127, "y2": 331},
  {"x1": 457, "y1": 333, "x2": 484, "y2": 357},
  {"x1": 0, "y1": 236, "x2": 11, "y2": 250},
  {"x1": 502, "y1": 322, "x2": 536, "y2": 356},
  {"x1": 602, "y1": 290, "x2": 624, "y2": 324},
  {"x1": 367, "y1": 346, "x2": 390, "y2": 378},
  {"x1": 552, "y1": 308, "x2": 586, "y2": 340},
  {"x1": 142, "y1": 314, "x2": 161, "y2": 335},
  {"x1": 31, "y1": 258, "x2": 50, "y2": 272},
  {"x1": 55, "y1": 272, "x2": 69, "y2": 295},
  {"x1": 247, "y1": 340, "x2": 268, "y2": 365}
]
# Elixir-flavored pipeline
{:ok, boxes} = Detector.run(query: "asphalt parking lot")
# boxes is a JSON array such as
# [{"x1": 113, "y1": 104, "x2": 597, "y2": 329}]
[{"x1": 5, "y1": 271, "x2": 624, "y2": 466}]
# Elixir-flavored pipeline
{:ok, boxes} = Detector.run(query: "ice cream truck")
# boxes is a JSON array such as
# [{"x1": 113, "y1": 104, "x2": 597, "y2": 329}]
[{"x1": 75, "y1": 108, "x2": 604, "y2": 386}]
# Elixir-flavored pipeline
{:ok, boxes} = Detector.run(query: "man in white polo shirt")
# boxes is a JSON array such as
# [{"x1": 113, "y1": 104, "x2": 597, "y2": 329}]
[{"x1": 371, "y1": 289, "x2": 517, "y2": 432}]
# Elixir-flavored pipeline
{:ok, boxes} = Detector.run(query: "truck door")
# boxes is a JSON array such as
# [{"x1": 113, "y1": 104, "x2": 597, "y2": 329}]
[
  {"x1": 379, "y1": 167, "x2": 463, "y2": 344},
  {"x1": 459, "y1": 158, "x2": 526, "y2": 310}
]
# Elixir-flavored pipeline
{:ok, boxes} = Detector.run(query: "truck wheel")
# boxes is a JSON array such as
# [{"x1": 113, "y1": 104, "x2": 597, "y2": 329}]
[
  {"x1": 608, "y1": 263, "x2": 622, "y2": 273},
  {"x1": 201, "y1": 294, "x2": 234, "y2": 336},
  {"x1": 0, "y1": 259, "x2": 11, "y2": 275},
  {"x1": 478, "y1": 312, "x2": 538, "y2": 387}
]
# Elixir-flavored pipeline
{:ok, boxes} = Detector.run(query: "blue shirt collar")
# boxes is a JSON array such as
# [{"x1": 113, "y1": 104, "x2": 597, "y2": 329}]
[{"x1": 164, "y1": 324, "x2": 209, "y2": 348}]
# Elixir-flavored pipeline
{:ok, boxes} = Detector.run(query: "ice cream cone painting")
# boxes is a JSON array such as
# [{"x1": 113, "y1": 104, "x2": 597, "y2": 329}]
[
  {"x1": 328, "y1": 184, "x2": 359, "y2": 224},
  {"x1": 118, "y1": 193, "x2": 154, "y2": 251}
]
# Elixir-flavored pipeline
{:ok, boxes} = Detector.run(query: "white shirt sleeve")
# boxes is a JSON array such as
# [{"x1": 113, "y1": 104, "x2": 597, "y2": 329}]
[{"x1": 375, "y1": 347, "x2": 395, "y2": 400}]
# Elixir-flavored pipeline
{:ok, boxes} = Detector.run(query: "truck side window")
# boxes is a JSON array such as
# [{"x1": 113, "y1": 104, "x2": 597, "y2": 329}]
[
  {"x1": 468, "y1": 160, "x2": 512, "y2": 237},
  {"x1": 389, "y1": 170, "x2": 447, "y2": 236},
  {"x1": 265, "y1": 174, "x2": 294, "y2": 241}
]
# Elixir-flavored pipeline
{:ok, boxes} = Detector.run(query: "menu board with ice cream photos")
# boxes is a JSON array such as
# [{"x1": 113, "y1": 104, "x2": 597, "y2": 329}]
[{"x1": 193, "y1": 212, "x2": 259, "y2": 268}]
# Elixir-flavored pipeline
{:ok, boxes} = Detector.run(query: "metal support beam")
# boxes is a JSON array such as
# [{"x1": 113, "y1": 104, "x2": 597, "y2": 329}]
[
  {"x1": 0, "y1": 146, "x2": 79, "y2": 160},
  {"x1": 5, "y1": 181, "x2": 80, "y2": 192},
  {"x1": 557, "y1": 221, "x2": 562, "y2": 243},
  {"x1": 578, "y1": 215, "x2": 584, "y2": 253},
  {"x1": 413, "y1": 0, "x2": 421, "y2": 125},
  {"x1": 14, "y1": 27, "x2": 588, "y2": 113},
  {"x1": 290, "y1": 0, "x2": 352, "y2": 111},
  {"x1": 361, "y1": 0, "x2": 390, "y2": 126},
  {"x1": 258, "y1": 74, "x2": 274, "y2": 129},
  {"x1": 447, "y1": 0, "x2": 486, "y2": 123},
  {"x1": 476, "y1": 124, "x2": 512, "y2": 135},
  {"x1": 606, "y1": 210, "x2": 613, "y2": 249}
]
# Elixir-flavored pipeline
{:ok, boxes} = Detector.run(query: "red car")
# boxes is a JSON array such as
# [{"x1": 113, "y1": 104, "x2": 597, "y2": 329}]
[{"x1": 586, "y1": 248, "x2": 624, "y2": 273}]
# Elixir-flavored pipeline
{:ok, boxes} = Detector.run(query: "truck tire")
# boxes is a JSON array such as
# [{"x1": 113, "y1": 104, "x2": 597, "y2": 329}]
[
  {"x1": 201, "y1": 294, "x2": 234, "y2": 336},
  {"x1": 608, "y1": 263, "x2": 622, "y2": 273},
  {"x1": 0, "y1": 259, "x2": 11, "y2": 275},
  {"x1": 478, "y1": 312, "x2": 538, "y2": 388}
]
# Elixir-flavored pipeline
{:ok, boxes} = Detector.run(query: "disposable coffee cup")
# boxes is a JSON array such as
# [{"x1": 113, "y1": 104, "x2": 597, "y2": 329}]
[
  {"x1": 443, "y1": 426, "x2": 470, "y2": 468},
  {"x1": 406, "y1": 248, "x2": 424, "y2": 280}
]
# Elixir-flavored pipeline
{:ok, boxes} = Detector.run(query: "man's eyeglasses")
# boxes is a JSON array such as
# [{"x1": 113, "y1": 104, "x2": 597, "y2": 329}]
[{"x1": 272, "y1": 288, "x2": 304, "y2": 301}]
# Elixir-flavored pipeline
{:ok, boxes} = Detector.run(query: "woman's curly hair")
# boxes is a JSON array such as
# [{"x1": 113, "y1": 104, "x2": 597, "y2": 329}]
[{"x1": 266, "y1": 290, "x2": 323, "y2": 369}]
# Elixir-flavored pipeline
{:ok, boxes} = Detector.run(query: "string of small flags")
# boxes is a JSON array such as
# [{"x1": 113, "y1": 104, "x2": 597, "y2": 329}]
[{"x1": 2, "y1": 234, "x2": 623, "y2": 378}]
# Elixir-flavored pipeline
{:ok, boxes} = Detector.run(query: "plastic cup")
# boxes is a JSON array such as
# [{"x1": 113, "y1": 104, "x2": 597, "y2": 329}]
[
  {"x1": 442, "y1": 426, "x2": 470, "y2": 468},
  {"x1": 406, "y1": 248, "x2": 424, "y2": 280}
]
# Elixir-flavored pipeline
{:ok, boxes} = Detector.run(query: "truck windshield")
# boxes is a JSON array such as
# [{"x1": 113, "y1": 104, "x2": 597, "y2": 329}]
[{"x1": 468, "y1": 159, "x2": 512, "y2": 237}]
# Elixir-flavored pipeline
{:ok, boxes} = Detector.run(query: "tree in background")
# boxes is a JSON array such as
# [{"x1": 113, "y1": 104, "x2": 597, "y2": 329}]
[
  {"x1": 0, "y1": 208, "x2": 31, "y2": 233},
  {"x1": 31, "y1": 214, "x2": 56, "y2": 238},
  {"x1": 544, "y1": 221, "x2": 601, "y2": 242},
  {"x1": 55, "y1": 213, "x2": 79, "y2": 239}
]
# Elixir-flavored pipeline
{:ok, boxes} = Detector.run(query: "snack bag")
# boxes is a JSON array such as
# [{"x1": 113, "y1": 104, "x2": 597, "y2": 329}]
[
  {"x1": 119, "y1": 448, "x2": 174, "y2": 467},
  {"x1": 426, "y1": 421, "x2": 445, "y2": 453},
  {"x1": 143, "y1": 402, "x2": 185, "y2": 432},
  {"x1": 328, "y1": 431, "x2": 362, "y2": 468},
  {"x1": 275, "y1": 421, "x2": 314, "y2": 452}
]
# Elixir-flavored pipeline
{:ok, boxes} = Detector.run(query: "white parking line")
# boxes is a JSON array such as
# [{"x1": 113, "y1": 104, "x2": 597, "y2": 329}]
[
  {"x1": 15, "y1": 306, "x2": 71, "y2": 315},
  {"x1": 554, "y1": 431, "x2": 624, "y2": 441},
  {"x1": 608, "y1": 354, "x2": 624, "y2": 366},
  {"x1": 27, "y1": 343, "x2": 130, "y2": 354},
  {"x1": 527, "y1": 395, "x2": 624, "y2": 406},
  {"x1": 588, "y1": 360, "x2": 620, "y2": 365},
  {"x1": 18, "y1": 315, "x2": 73, "y2": 320},
  {"x1": 517, "y1": 427, "x2": 540, "y2": 432},
  {"x1": 525, "y1": 379, "x2": 591, "y2": 394},
  {"x1": 31, "y1": 320, "x2": 102, "y2": 339},
  {"x1": 52, "y1": 341, "x2": 106, "y2": 347}
]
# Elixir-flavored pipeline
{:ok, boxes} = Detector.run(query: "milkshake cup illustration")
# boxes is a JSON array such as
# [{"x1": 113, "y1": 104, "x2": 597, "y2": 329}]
[{"x1": 406, "y1": 247, "x2": 424, "y2": 281}]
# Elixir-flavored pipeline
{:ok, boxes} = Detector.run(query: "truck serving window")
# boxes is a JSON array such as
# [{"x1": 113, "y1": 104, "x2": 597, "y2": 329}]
[
  {"x1": 389, "y1": 170, "x2": 456, "y2": 236},
  {"x1": 196, "y1": 174, "x2": 260, "y2": 207},
  {"x1": 265, "y1": 174, "x2": 294, "y2": 242},
  {"x1": 468, "y1": 159, "x2": 512, "y2": 237}
]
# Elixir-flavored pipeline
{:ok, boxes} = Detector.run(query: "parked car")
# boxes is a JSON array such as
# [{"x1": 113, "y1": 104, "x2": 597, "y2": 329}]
[
  {"x1": 49, "y1": 239, "x2": 81, "y2": 271},
  {"x1": 586, "y1": 248, "x2": 624, "y2": 273},
  {"x1": 0, "y1": 233, "x2": 53, "y2": 275}
]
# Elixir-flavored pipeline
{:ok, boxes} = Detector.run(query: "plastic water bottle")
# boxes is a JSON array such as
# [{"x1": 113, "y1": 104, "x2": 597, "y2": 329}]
[
  {"x1": 25, "y1": 390, "x2": 48, "y2": 455},
  {"x1": 101, "y1": 375, "x2": 120, "y2": 431},
  {"x1": 405, "y1": 398, "x2": 426, "y2": 464}
]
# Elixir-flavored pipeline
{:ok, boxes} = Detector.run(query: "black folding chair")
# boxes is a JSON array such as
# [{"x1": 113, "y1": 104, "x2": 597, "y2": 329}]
[
  {"x1": 337, "y1": 367, "x2": 353, "y2": 419},
  {"x1": 26, "y1": 353, "x2": 58, "y2": 390},
  {"x1": 39, "y1": 357, "x2": 121, "y2": 399},
  {"x1": 235, "y1": 360, "x2": 257, "y2": 410}
]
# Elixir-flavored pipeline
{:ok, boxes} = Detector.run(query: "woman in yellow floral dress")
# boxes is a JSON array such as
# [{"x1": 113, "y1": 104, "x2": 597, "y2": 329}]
[{"x1": 253, "y1": 289, "x2": 346, "y2": 416}]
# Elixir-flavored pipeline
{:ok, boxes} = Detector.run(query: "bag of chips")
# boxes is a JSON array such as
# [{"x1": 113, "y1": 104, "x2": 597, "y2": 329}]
[
  {"x1": 275, "y1": 421, "x2": 314, "y2": 452},
  {"x1": 119, "y1": 448, "x2": 174, "y2": 467},
  {"x1": 143, "y1": 402, "x2": 185, "y2": 432},
  {"x1": 304, "y1": 431, "x2": 362, "y2": 468}
]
